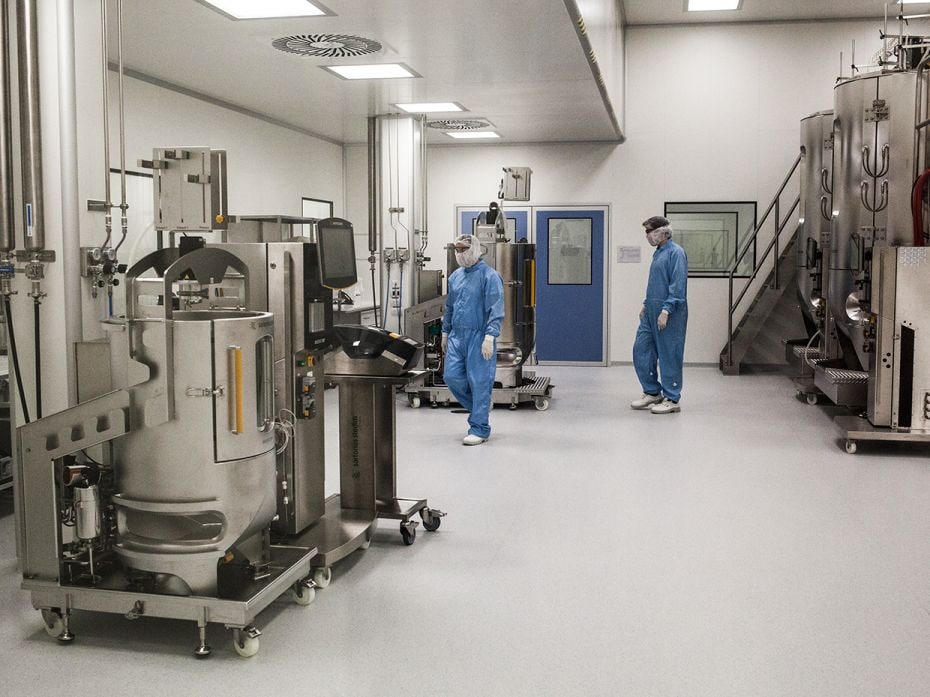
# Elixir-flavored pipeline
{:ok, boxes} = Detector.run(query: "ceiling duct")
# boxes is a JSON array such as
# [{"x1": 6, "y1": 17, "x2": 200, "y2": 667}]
[
  {"x1": 426, "y1": 119, "x2": 492, "y2": 131},
  {"x1": 271, "y1": 34, "x2": 382, "y2": 58}
]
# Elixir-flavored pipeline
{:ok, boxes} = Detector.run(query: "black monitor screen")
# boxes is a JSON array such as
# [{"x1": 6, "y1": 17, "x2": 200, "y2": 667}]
[{"x1": 317, "y1": 217, "x2": 358, "y2": 290}]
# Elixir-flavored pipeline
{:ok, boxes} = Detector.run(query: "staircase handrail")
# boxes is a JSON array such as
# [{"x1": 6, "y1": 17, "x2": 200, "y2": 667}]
[{"x1": 725, "y1": 153, "x2": 802, "y2": 368}]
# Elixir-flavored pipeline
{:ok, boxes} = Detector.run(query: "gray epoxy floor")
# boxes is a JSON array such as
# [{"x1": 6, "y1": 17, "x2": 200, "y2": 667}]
[{"x1": 2, "y1": 366, "x2": 930, "y2": 696}]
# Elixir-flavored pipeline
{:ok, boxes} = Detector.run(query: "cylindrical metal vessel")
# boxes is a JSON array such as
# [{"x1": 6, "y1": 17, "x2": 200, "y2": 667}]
[
  {"x1": 16, "y1": 0, "x2": 44, "y2": 251},
  {"x1": 0, "y1": 0, "x2": 15, "y2": 253},
  {"x1": 113, "y1": 310, "x2": 277, "y2": 596},
  {"x1": 447, "y1": 240, "x2": 537, "y2": 387},
  {"x1": 797, "y1": 111, "x2": 834, "y2": 333},
  {"x1": 829, "y1": 69, "x2": 930, "y2": 369}
]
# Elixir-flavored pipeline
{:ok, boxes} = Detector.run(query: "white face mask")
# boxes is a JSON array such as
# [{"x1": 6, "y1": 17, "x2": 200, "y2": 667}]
[
  {"x1": 646, "y1": 230, "x2": 665, "y2": 247},
  {"x1": 454, "y1": 238, "x2": 481, "y2": 267}
]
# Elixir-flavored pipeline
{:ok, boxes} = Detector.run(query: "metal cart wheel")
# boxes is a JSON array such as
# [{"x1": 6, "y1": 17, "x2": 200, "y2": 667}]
[
  {"x1": 806, "y1": 393, "x2": 818, "y2": 406},
  {"x1": 232, "y1": 627, "x2": 261, "y2": 658},
  {"x1": 845, "y1": 439, "x2": 858, "y2": 455},
  {"x1": 400, "y1": 522, "x2": 417, "y2": 546},
  {"x1": 41, "y1": 609, "x2": 64, "y2": 639},
  {"x1": 534, "y1": 397, "x2": 551, "y2": 411},
  {"x1": 420, "y1": 507, "x2": 442, "y2": 532},
  {"x1": 291, "y1": 579, "x2": 316, "y2": 605},
  {"x1": 312, "y1": 566, "x2": 332, "y2": 589}
]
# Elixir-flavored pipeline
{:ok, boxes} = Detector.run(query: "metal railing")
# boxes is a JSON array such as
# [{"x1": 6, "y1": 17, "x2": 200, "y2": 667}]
[{"x1": 724, "y1": 153, "x2": 802, "y2": 368}]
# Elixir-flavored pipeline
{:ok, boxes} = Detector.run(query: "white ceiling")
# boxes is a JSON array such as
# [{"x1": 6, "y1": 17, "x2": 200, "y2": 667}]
[
  {"x1": 117, "y1": 0, "x2": 618, "y2": 146},
  {"x1": 624, "y1": 0, "x2": 896, "y2": 25}
]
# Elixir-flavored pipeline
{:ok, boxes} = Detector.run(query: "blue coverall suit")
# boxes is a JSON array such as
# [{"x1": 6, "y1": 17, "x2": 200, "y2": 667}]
[
  {"x1": 633, "y1": 239, "x2": 689, "y2": 402},
  {"x1": 442, "y1": 260, "x2": 505, "y2": 439}
]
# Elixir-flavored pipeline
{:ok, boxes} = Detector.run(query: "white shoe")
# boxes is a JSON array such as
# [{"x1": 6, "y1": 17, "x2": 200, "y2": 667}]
[
  {"x1": 630, "y1": 393, "x2": 663, "y2": 410},
  {"x1": 463, "y1": 434, "x2": 488, "y2": 446},
  {"x1": 650, "y1": 398, "x2": 681, "y2": 414}
]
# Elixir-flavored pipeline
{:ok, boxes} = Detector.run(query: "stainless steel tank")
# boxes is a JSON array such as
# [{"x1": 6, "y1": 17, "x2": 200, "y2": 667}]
[
  {"x1": 829, "y1": 69, "x2": 930, "y2": 369},
  {"x1": 112, "y1": 309, "x2": 277, "y2": 596},
  {"x1": 446, "y1": 239, "x2": 537, "y2": 388},
  {"x1": 797, "y1": 111, "x2": 834, "y2": 333}
]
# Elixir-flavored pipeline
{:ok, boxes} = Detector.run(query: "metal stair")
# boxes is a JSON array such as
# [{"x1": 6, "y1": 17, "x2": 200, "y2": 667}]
[{"x1": 720, "y1": 154, "x2": 803, "y2": 375}]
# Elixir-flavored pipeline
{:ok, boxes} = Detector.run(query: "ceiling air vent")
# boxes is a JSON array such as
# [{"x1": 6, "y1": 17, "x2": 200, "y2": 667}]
[
  {"x1": 427, "y1": 119, "x2": 492, "y2": 131},
  {"x1": 272, "y1": 34, "x2": 382, "y2": 58}
]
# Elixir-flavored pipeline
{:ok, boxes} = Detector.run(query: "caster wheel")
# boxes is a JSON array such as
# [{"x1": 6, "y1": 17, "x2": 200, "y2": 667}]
[
  {"x1": 806, "y1": 393, "x2": 818, "y2": 406},
  {"x1": 400, "y1": 523, "x2": 416, "y2": 546},
  {"x1": 312, "y1": 566, "x2": 332, "y2": 589},
  {"x1": 233, "y1": 635, "x2": 259, "y2": 658},
  {"x1": 845, "y1": 439, "x2": 858, "y2": 455},
  {"x1": 291, "y1": 582, "x2": 316, "y2": 606},
  {"x1": 420, "y1": 507, "x2": 442, "y2": 532},
  {"x1": 534, "y1": 398, "x2": 551, "y2": 411},
  {"x1": 41, "y1": 610, "x2": 64, "y2": 639},
  {"x1": 409, "y1": 396, "x2": 421, "y2": 409}
]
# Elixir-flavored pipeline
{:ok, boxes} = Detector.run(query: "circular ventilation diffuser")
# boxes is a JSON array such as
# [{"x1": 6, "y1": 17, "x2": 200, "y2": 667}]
[
  {"x1": 427, "y1": 119, "x2": 492, "y2": 131},
  {"x1": 272, "y1": 34, "x2": 382, "y2": 58}
]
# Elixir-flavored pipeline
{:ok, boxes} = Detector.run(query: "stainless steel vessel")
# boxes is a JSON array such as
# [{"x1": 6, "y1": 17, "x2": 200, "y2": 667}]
[
  {"x1": 112, "y1": 307, "x2": 277, "y2": 596},
  {"x1": 829, "y1": 69, "x2": 930, "y2": 369},
  {"x1": 797, "y1": 111, "x2": 834, "y2": 334}
]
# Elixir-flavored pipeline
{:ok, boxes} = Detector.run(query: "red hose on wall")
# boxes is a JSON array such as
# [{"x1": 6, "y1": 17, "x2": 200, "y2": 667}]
[{"x1": 911, "y1": 169, "x2": 930, "y2": 246}]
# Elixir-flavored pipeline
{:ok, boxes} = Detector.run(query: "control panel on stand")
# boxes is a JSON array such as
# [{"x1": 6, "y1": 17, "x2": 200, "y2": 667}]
[{"x1": 295, "y1": 352, "x2": 319, "y2": 420}]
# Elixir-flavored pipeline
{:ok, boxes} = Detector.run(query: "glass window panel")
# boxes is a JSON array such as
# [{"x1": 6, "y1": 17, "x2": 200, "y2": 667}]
[
  {"x1": 548, "y1": 218, "x2": 592, "y2": 285},
  {"x1": 664, "y1": 202, "x2": 757, "y2": 277}
]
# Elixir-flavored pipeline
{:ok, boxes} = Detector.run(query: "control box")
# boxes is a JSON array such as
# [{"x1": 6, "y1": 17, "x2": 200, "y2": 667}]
[{"x1": 295, "y1": 355, "x2": 318, "y2": 420}]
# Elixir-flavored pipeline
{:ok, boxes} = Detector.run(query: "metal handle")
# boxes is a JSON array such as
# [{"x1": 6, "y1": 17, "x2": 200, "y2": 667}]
[
  {"x1": 860, "y1": 179, "x2": 890, "y2": 213},
  {"x1": 256, "y1": 336, "x2": 274, "y2": 431},
  {"x1": 862, "y1": 144, "x2": 890, "y2": 178},
  {"x1": 524, "y1": 258, "x2": 536, "y2": 308},
  {"x1": 820, "y1": 195, "x2": 832, "y2": 222},
  {"x1": 820, "y1": 167, "x2": 832, "y2": 195},
  {"x1": 227, "y1": 345, "x2": 243, "y2": 434}
]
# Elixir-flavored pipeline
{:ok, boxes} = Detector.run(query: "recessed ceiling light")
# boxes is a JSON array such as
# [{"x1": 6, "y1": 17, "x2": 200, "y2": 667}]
[
  {"x1": 394, "y1": 102, "x2": 465, "y2": 114},
  {"x1": 445, "y1": 131, "x2": 501, "y2": 140},
  {"x1": 686, "y1": 0, "x2": 742, "y2": 11},
  {"x1": 322, "y1": 63, "x2": 420, "y2": 80},
  {"x1": 198, "y1": 0, "x2": 330, "y2": 19}
]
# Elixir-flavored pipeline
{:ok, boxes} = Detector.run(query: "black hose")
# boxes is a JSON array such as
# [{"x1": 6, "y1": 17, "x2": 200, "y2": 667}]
[
  {"x1": 33, "y1": 300, "x2": 41, "y2": 418},
  {"x1": 4, "y1": 296, "x2": 30, "y2": 423}
]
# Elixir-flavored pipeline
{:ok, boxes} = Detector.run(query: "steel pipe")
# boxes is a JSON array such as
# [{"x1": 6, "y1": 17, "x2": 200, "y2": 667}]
[
  {"x1": 0, "y1": 0, "x2": 15, "y2": 253},
  {"x1": 16, "y1": 0, "x2": 45, "y2": 252}
]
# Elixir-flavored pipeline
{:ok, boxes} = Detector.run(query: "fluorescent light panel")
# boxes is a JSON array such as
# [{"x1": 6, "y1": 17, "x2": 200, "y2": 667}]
[
  {"x1": 199, "y1": 0, "x2": 328, "y2": 19},
  {"x1": 445, "y1": 131, "x2": 501, "y2": 140},
  {"x1": 323, "y1": 63, "x2": 419, "y2": 80},
  {"x1": 687, "y1": 0, "x2": 741, "y2": 11},
  {"x1": 394, "y1": 102, "x2": 465, "y2": 113}
]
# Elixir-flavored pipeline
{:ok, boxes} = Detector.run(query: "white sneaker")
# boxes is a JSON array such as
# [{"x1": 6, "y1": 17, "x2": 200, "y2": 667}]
[
  {"x1": 463, "y1": 434, "x2": 488, "y2": 446},
  {"x1": 650, "y1": 398, "x2": 681, "y2": 414},
  {"x1": 630, "y1": 393, "x2": 663, "y2": 410}
]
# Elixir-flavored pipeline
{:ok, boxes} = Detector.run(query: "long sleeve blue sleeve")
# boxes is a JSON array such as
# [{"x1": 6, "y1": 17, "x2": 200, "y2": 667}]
[
  {"x1": 483, "y1": 268, "x2": 505, "y2": 337},
  {"x1": 442, "y1": 271, "x2": 456, "y2": 334},
  {"x1": 661, "y1": 246, "x2": 688, "y2": 315}
]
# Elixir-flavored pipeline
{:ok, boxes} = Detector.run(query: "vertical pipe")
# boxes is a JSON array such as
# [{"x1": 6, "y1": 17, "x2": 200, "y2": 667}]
[
  {"x1": 114, "y1": 0, "x2": 128, "y2": 251},
  {"x1": 0, "y1": 0, "x2": 15, "y2": 253},
  {"x1": 57, "y1": 0, "x2": 82, "y2": 407},
  {"x1": 100, "y1": 0, "x2": 112, "y2": 246},
  {"x1": 17, "y1": 0, "x2": 45, "y2": 251},
  {"x1": 367, "y1": 116, "x2": 379, "y2": 322}
]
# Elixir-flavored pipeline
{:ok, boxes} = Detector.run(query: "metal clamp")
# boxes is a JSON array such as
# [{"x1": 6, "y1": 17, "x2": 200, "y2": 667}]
[
  {"x1": 860, "y1": 179, "x2": 889, "y2": 213},
  {"x1": 862, "y1": 143, "x2": 890, "y2": 178},
  {"x1": 125, "y1": 600, "x2": 145, "y2": 620}
]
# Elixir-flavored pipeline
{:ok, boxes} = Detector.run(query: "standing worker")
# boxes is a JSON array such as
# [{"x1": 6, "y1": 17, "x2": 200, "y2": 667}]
[
  {"x1": 442, "y1": 234, "x2": 505, "y2": 445},
  {"x1": 631, "y1": 216, "x2": 689, "y2": 414}
]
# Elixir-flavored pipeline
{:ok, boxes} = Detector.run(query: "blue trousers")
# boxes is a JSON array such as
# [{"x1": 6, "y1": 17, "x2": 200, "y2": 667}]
[
  {"x1": 443, "y1": 329, "x2": 496, "y2": 438},
  {"x1": 633, "y1": 301, "x2": 688, "y2": 403}
]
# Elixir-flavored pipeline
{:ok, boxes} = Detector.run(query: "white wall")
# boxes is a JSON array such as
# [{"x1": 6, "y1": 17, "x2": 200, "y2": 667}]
[{"x1": 374, "y1": 19, "x2": 887, "y2": 364}]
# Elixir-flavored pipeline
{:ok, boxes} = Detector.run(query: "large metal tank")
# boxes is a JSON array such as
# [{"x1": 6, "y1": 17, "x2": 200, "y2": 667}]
[
  {"x1": 829, "y1": 69, "x2": 930, "y2": 369},
  {"x1": 112, "y1": 309, "x2": 277, "y2": 596},
  {"x1": 446, "y1": 239, "x2": 537, "y2": 387},
  {"x1": 797, "y1": 111, "x2": 834, "y2": 334}
]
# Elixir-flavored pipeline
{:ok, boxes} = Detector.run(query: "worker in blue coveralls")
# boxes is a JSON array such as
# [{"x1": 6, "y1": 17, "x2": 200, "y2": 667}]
[
  {"x1": 442, "y1": 234, "x2": 505, "y2": 445},
  {"x1": 631, "y1": 215, "x2": 689, "y2": 414}
]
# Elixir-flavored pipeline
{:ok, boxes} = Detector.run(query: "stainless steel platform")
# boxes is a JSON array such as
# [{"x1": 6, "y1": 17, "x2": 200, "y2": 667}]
[
  {"x1": 287, "y1": 494, "x2": 376, "y2": 567},
  {"x1": 835, "y1": 415, "x2": 930, "y2": 454},
  {"x1": 405, "y1": 371, "x2": 554, "y2": 410},
  {"x1": 23, "y1": 544, "x2": 315, "y2": 629},
  {"x1": 813, "y1": 363, "x2": 868, "y2": 407}
]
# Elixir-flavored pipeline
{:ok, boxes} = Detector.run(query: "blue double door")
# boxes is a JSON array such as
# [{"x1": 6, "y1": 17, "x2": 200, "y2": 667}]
[{"x1": 455, "y1": 206, "x2": 607, "y2": 365}]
